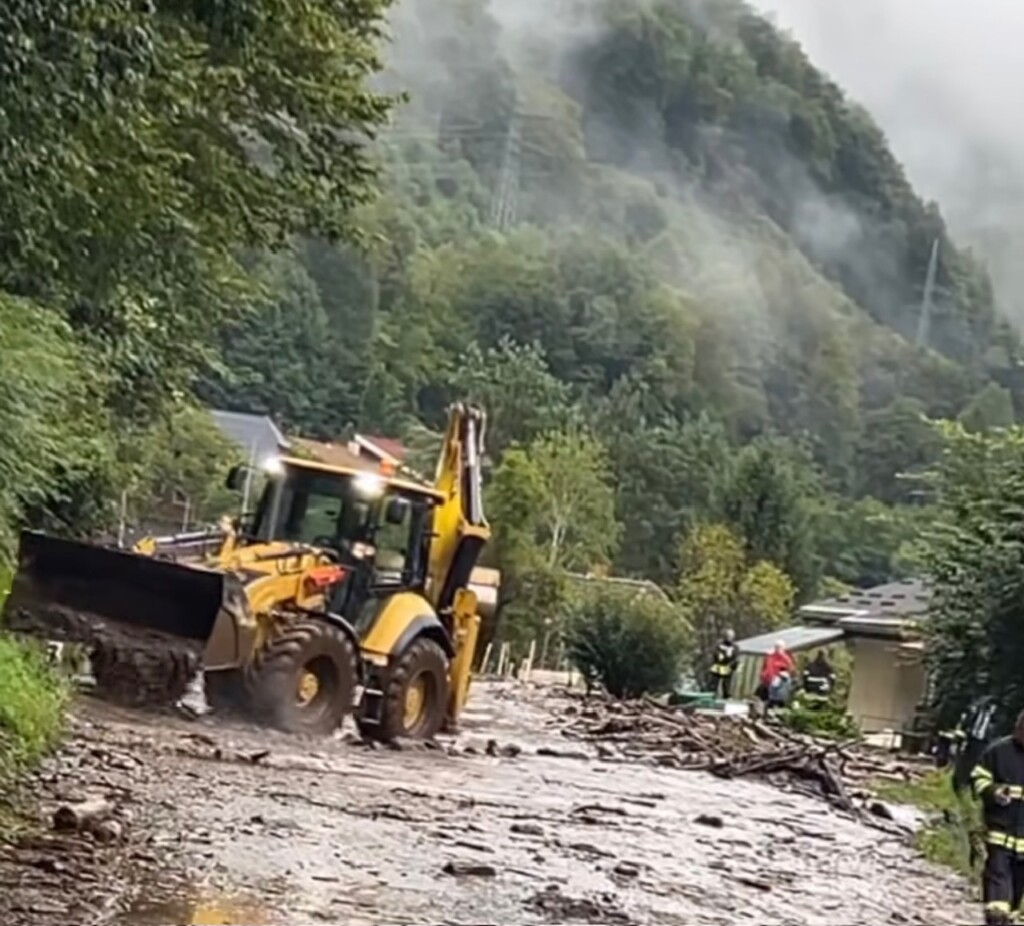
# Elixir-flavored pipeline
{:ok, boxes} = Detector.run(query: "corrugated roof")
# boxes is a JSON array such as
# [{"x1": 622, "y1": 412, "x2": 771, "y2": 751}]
[
  {"x1": 737, "y1": 625, "x2": 845, "y2": 656},
  {"x1": 798, "y1": 578, "x2": 930, "y2": 624},
  {"x1": 210, "y1": 410, "x2": 289, "y2": 461}
]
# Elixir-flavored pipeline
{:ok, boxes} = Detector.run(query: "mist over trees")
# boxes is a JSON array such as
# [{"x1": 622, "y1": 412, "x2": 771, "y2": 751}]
[{"x1": 3, "y1": 0, "x2": 1021, "y2": 680}]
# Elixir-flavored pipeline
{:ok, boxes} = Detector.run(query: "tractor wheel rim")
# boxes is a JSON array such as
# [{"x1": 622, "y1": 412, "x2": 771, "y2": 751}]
[
  {"x1": 297, "y1": 669, "x2": 320, "y2": 706},
  {"x1": 404, "y1": 675, "x2": 428, "y2": 730}
]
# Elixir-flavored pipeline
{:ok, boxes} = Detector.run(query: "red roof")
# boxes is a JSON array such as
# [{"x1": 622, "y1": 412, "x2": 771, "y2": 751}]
[{"x1": 357, "y1": 435, "x2": 407, "y2": 462}]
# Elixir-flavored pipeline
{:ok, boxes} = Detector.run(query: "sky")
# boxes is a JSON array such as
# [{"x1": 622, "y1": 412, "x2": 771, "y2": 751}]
[{"x1": 751, "y1": 0, "x2": 1024, "y2": 318}]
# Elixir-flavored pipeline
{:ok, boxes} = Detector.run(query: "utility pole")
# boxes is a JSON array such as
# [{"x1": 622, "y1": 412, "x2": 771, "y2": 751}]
[
  {"x1": 116, "y1": 489, "x2": 128, "y2": 548},
  {"x1": 241, "y1": 440, "x2": 257, "y2": 514}
]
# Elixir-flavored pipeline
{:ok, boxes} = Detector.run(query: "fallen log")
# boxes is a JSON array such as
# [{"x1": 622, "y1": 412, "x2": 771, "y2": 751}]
[{"x1": 553, "y1": 691, "x2": 929, "y2": 813}]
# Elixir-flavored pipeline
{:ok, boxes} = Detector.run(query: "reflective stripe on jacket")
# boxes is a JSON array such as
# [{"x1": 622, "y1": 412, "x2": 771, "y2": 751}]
[
  {"x1": 710, "y1": 642, "x2": 738, "y2": 676},
  {"x1": 972, "y1": 735, "x2": 1024, "y2": 852}
]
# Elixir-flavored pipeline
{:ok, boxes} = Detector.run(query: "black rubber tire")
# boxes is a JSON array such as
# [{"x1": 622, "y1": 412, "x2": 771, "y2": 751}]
[
  {"x1": 204, "y1": 669, "x2": 247, "y2": 714},
  {"x1": 245, "y1": 619, "x2": 358, "y2": 735},
  {"x1": 89, "y1": 640, "x2": 198, "y2": 708},
  {"x1": 358, "y1": 637, "x2": 450, "y2": 743}
]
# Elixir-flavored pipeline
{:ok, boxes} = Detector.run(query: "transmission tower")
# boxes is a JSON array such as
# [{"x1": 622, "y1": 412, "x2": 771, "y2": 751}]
[
  {"x1": 490, "y1": 112, "x2": 522, "y2": 231},
  {"x1": 915, "y1": 237, "x2": 939, "y2": 349}
]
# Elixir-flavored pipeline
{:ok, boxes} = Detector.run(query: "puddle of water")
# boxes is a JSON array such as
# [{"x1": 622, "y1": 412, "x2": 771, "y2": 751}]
[{"x1": 124, "y1": 893, "x2": 277, "y2": 925}]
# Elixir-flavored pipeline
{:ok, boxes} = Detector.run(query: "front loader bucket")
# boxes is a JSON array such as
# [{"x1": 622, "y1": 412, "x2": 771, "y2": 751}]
[{"x1": 3, "y1": 531, "x2": 231, "y2": 707}]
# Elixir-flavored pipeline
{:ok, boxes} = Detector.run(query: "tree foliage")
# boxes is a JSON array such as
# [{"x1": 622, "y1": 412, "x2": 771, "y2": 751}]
[
  {"x1": 565, "y1": 585, "x2": 690, "y2": 698},
  {"x1": 5, "y1": 0, "x2": 1020, "y2": 686},
  {"x1": 920, "y1": 424, "x2": 1024, "y2": 728},
  {"x1": 676, "y1": 524, "x2": 795, "y2": 675},
  {"x1": 0, "y1": 0, "x2": 394, "y2": 557},
  {"x1": 722, "y1": 439, "x2": 819, "y2": 599},
  {"x1": 490, "y1": 429, "x2": 620, "y2": 573}
]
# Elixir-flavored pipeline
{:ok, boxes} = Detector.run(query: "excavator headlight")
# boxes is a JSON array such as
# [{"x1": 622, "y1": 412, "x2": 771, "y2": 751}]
[
  {"x1": 353, "y1": 472, "x2": 385, "y2": 498},
  {"x1": 260, "y1": 455, "x2": 285, "y2": 476}
]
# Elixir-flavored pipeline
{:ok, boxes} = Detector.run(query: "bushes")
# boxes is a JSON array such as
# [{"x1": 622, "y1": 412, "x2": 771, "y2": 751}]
[
  {"x1": 0, "y1": 635, "x2": 69, "y2": 785},
  {"x1": 0, "y1": 563, "x2": 67, "y2": 785},
  {"x1": 780, "y1": 643, "x2": 858, "y2": 738},
  {"x1": 565, "y1": 584, "x2": 691, "y2": 698},
  {"x1": 781, "y1": 700, "x2": 859, "y2": 739}
]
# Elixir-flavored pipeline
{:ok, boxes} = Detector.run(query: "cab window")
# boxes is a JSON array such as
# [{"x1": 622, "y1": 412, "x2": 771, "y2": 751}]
[
  {"x1": 373, "y1": 494, "x2": 430, "y2": 586},
  {"x1": 374, "y1": 493, "x2": 412, "y2": 579},
  {"x1": 277, "y1": 472, "x2": 370, "y2": 546}
]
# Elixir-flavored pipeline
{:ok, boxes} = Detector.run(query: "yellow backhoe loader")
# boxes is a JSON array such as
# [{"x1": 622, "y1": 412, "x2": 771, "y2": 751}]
[{"x1": 2, "y1": 404, "x2": 495, "y2": 740}]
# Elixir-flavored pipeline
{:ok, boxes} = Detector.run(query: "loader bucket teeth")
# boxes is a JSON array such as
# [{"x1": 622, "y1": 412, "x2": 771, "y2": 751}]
[{"x1": 2, "y1": 531, "x2": 226, "y2": 708}]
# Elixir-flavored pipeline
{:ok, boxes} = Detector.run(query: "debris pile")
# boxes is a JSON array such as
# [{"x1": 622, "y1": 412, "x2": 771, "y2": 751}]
[{"x1": 553, "y1": 695, "x2": 930, "y2": 813}]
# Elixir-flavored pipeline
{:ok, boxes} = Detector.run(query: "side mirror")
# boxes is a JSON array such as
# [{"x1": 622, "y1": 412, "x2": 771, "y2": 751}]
[
  {"x1": 385, "y1": 497, "x2": 409, "y2": 525},
  {"x1": 225, "y1": 464, "x2": 246, "y2": 492}
]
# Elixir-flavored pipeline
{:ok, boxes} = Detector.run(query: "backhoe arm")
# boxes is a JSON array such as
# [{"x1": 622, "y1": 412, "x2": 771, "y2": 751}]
[{"x1": 426, "y1": 403, "x2": 490, "y2": 615}]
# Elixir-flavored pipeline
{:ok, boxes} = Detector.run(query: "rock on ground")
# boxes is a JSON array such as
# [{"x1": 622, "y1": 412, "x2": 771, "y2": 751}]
[{"x1": 0, "y1": 682, "x2": 975, "y2": 926}]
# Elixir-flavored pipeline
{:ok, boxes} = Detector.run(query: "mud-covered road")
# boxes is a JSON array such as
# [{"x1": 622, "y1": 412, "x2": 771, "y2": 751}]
[{"x1": 1, "y1": 681, "x2": 973, "y2": 925}]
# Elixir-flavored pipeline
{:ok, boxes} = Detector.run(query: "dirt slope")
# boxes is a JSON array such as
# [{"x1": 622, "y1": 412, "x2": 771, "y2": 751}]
[{"x1": 0, "y1": 681, "x2": 973, "y2": 925}]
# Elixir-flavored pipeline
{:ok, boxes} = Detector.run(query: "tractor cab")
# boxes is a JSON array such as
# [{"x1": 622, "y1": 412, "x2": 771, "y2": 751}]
[{"x1": 226, "y1": 456, "x2": 443, "y2": 624}]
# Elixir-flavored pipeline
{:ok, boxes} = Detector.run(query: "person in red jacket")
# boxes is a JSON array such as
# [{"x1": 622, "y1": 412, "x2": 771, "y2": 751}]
[{"x1": 758, "y1": 642, "x2": 796, "y2": 709}]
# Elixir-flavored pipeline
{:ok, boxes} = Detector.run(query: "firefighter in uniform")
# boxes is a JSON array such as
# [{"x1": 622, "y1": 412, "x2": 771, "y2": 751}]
[
  {"x1": 972, "y1": 708, "x2": 1024, "y2": 925},
  {"x1": 707, "y1": 629, "x2": 739, "y2": 699},
  {"x1": 800, "y1": 650, "x2": 836, "y2": 711},
  {"x1": 936, "y1": 696, "x2": 997, "y2": 773}
]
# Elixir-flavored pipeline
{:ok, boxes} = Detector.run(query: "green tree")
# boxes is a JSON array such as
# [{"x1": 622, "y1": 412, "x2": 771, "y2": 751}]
[
  {"x1": 598, "y1": 409, "x2": 734, "y2": 583},
  {"x1": 491, "y1": 429, "x2": 620, "y2": 572},
  {"x1": 959, "y1": 383, "x2": 1016, "y2": 433},
  {"x1": 485, "y1": 427, "x2": 620, "y2": 653},
  {"x1": 856, "y1": 398, "x2": 942, "y2": 503},
  {"x1": 565, "y1": 584, "x2": 690, "y2": 698},
  {"x1": 484, "y1": 445, "x2": 563, "y2": 652},
  {"x1": 0, "y1": 1, "x2": 395, "y2": 414},
  {"x1": 197, "y1": 253, "x2": 364, "y2": 437},
  {"x1": 812, "y1": 496, "x2": 925, "y2": 588},
  {"x1": 722, "y1": 438, "x2": 819, "y2": 599},
  {"x1": 127, "y1": 408, "x2": 244, "y2": 530},
  {"x1": 0, "y1": 296, "x2": 112, "y2": 559},
  {"x1": 0, "y1": 1, "x2": 395, "y2": 546},
  {"x1": 919, "y1": 423, "x2": 1024, "y2": 727},
  {"x1": 449, "y1": 339, "x2": 577, "y2": 458},
  {"x1": 676, "y1": 524, "x2": 795, "y2": 675}
]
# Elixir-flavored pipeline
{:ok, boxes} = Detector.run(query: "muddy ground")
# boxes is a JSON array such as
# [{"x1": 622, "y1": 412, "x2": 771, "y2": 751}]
[{"x1": 1, "y1": 680, "x2": 974, "y2": 925}]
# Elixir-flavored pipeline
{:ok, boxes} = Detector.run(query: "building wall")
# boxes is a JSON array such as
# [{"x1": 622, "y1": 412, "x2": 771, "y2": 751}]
[
  {"x1": 733, "y1": 654, "x2": 764, "y2": 700},
  {"x1": 846, "y1": 637, "x2": 926, "y2": 733}
]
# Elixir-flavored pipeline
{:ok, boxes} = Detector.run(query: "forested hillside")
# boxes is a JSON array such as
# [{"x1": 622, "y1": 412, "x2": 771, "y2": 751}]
[
  {"x1": 3, "y1": 0, "x2": 1019, "y2": 660},
  {"x1": 196, "y1": 0, "x2": 1023, "y2": 645}
]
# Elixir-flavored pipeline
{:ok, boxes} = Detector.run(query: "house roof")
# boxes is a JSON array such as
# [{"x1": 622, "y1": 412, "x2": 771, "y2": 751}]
[
  {"x1": 293, "y1": 437, "x2": 369, "y2": 471},
  {"x1": 289, "y1": 438, "x2": 444, "y2": 500},
  {"x1": 737, "y1": 625, "x2": 845, "y2": 656},
  {"x1": 210, "y1": 410, "x2": 289, "y2": 462},
  {"x1": 356, "y1": 434, "x2": 407, "y2": 463},
  {"x1": 798, "y1": 579, "x2": 930, "y2": 626}
]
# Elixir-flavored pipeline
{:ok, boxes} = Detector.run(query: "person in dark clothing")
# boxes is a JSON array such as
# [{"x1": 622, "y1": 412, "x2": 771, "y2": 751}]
[
  {"x1": 801, "y1": 650, "x2": 836, "y2": 710},
  {"x1": 955, "y1": 695, "x2": 999, "y2": 794},
  {"x1": 707, "y1": 629, "x2": 739, "y2": 699},
  {"x1": 972, "y1": 708, "x2": 1024, "y2": 925}
]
